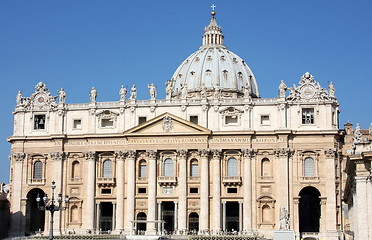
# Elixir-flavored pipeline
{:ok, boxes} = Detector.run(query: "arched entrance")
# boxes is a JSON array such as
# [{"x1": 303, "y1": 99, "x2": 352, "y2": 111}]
[
  {"x1": 25, "y1": 188, "x2": 45, "y2": 235},
  {"x1": 188, "y1": 212, "x2": 199, "y2": 232},
  {"x1": 137, "y1": 212, "x2": 147, "y2": 233},
  {"x1": 299, "y1": 187, "x2": 321, "y2": 233}
]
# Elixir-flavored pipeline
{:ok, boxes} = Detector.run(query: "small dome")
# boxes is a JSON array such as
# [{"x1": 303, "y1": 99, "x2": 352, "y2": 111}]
[{"x1": 169, "y1": 10, "x2": 259, "y2": 98}]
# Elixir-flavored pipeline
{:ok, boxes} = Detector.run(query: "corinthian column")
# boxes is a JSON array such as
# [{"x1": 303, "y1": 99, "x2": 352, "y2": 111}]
[
  {"x1": 274, "y1": 148, "x2": 290, "y2": 211},
  {"x1": 84, "y1": 151, "x2": 96, "y2": 231},
  {"x1": 177, "y1": 150, "x2": 188, "y2": 233},
  {"x1": 199, "y1": 149, "x2": 210, "y2": 231},
  {"x1": 211, "y1": 149, "x2": 221, "y2": 231},
  {"x1": 51, "y1": 152, "x2": 65, "y2": 233},
  {"x1": 147, "y1": 150, "x2": 157, "y2": 235},
  {"x1": 115, "y1": 151, "x2": 126, "y2": 232},
  {"x1": 242, "y1": 149, "x2": 254, "y2": 231},
  {"x1": 324, "y1": 148, "x2": 337, "y2": 235},
  {"x1": 10, "y1": 153, "x2": 25, "y2": 235},
  {"x1": 125, "y1": 150, "x2": 136, "y2": 233}
]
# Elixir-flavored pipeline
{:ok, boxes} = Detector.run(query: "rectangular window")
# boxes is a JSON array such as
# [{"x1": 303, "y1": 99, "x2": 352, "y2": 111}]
[
  {"x1": 190, "y1": 164, "x2": 198, "y2": 177},
  {"x1": 227, "y1": 188, "x2": 238, "y2": 193},
  {"x1": 302, "y1": 108, "x2": 314, "y2": 124},
  {"x1": 190, "y1": 116, "x2": 199, "y2": 125},
  {"x1": 73, "y1": 119, "x2": 82, "y2": 129},
  {"x1": 138, "y1": 117, "x2": 147, "y2": 125},
  {"x1": 140, "y1": 165, "x2": 147, "y2": 178},
  {"x1": 101, "y1": 188, "x2": 111, "y2": 194},
  {"x1": 261, "y1": 115, "x2": 270, "y2": 125},
  {"x1": 190, "y1": 188, "x2": 198, "y2": 194},
  {"x1": 138, "y1": 188, "x2": 147, "y2": 194},
  {"x1": 101, "y1": 119, "x2": 114, "y2": 128},
  {"x1": 225, "y1": 115, "x2": 238, "y2": 125},
  {"x1": 34, "y1": 115, "x2": 46, "y2": 130}
]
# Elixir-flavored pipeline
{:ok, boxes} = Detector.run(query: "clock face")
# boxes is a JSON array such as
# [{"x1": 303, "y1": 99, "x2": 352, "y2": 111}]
[
  {"x1": 302, "y1": 85, "x2": 315, "y2": 98},
  {"x1": 34, "y1": 93, "x2": 47, "y2": 105}
]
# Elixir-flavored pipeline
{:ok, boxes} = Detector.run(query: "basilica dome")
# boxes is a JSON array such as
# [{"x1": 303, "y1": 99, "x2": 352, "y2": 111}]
[{"x1": 169, "y1": 11, "x2": 259, "y2": 98}]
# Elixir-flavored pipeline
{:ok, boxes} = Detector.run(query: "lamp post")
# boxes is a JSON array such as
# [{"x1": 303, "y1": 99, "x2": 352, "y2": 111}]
[{"x1": 36, "y1": 181, "x2": 69, "y2": 240}]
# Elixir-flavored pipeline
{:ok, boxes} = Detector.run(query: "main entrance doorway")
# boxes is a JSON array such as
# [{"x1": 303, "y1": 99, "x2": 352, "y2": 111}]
[
  {"x1": 137, "y1": 212, "x2": 147, "y2": 233},
  {"x1": 226, "y1": 202, "x2": 240, "y2": 231},
  {"x1": 25, "y1": 188, "x2": 45, "y2": 235},
  {"x1": 99, "y1": 202, "x2": 113, "y2": 231},
  {"x1": 188, "y1": 212, "x2": 199, "y2": 232},
  {"x1": 162, "y1": 201, "x2": 174, "y2": 233},
  {"x1": 299, "y1": 187, "x2": 321, "y2": 233}
]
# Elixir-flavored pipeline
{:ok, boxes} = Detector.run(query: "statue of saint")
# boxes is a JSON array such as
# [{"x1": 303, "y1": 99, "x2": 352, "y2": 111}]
[
  {"x1": 214, "y1": 85, "x2": 221, "y2": 99},
  {"x1": 244, "y1": 82, "x2": 251, "y2": 98},
  {"x1": 278, "y1": 80, "x2": 287, "y2": 98},
  {"x1": 90, "y1": 87, "x2": 97, "y2": 103},
  {"x1": 58, "y1": 88, "x2": 66, "y2": 104},
  {"x1": 16, "y1": 91, "x2": 23, "y2": 106},
  {"x1": 165, "y1": 80, "x2": 172, "y2": 100},
  {"x1": 279, "y1": 207, "x2": 290, "y2": 230},
  {"x1": 148, "y1": 83, "x2": 157, "y2": 100},
  {"x1": 129, "y1": 85, "x2": 137, "y2": 100},
  {"x1": 353, "y1": 123, "x2": 362, "y2": 143},
  {"x1": 119, "y1": 85, "x2": 127, "y2": 101},
  {"x1": 180, "y1": 83, "x2": 188, "y2": 99},
  {"x1": 328, "y1": 82, "x2": 335, "y2": 98},
  {"x1": 200, "y1": 84, "x2": 207, "y2": 98}
]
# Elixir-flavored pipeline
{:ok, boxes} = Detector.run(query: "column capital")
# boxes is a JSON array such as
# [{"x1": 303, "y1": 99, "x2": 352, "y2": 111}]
[
  {"x1": 115, "y1": 151, "x2": 127, "y2": 161},
  {"x1": 127, "y1": 150, "x2": 136, "y2": 159},
  {"x1": 12, "y1": 152, "x2": 25, "y2": 162},
  {"x1": 274, "y1": 148, "x2": 291, "y2": 157},
  {"x1": 241, "y1": 148, "x2": 257, "y2": 158},
  {"x1": 83, "y1": 151, "x2": 96, "y2": 161},
  {"x1": 51, "y1": 151, "x2": 65, "y2": 161},
  {"x1": 211, "y1": 149, "x2": 221, "y2": 159},
  {"x1": 177, "y1": 149, "x2": 188, "y2": 159},
  {"x1": 147, "y1": 150, "x2": 157, "y2": 159},
  {"x1": 198, "y1": 149, "x2": 210, "y2": 158},
  {"x1": 324, "y1": 148, "x2": 337, "y2": 158}
]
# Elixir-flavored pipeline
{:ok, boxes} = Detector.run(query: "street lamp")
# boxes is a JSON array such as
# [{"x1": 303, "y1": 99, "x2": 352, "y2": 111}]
[{"x1": 36, "y1": 181, "x2": 69, "y2": 240}]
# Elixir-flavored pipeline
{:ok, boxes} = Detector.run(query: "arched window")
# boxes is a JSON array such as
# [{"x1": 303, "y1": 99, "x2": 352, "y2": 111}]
[
  {"x1": 72, "y1": 161, "x2": 80, "y2": 179},
  {"x1": 227, "y1": 157, "x2": 238, "y2": 176},
  {"x1": 190, "y1": 159, "x2": 198, "y2": 177},
  {"x1": 102, "y1": 159, "x2": 113, "y2": 178},
  {"x1": 71, "y1": 205, "x2": 79, "y2": 223},
  {"x1": 139, "y1": 160, "x2": 147, "y2": 178},
  {"x1": 304, "y1": 157, "x2": 314, "y2": 177},
  {"x1": 164, "y1": 158, "x2": 173, "y2": 177},
  {"x1": 261, "y1": 158, "x2": 271, "y2": 177},
  {"x1": 33, "y1": 161, "x2": 43, "y2": 179},
  {"x1": 262, "y1": 205, "x2": 271, "y2": 223}
]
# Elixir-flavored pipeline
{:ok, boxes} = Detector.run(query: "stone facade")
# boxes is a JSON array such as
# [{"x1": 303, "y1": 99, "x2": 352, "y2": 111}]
[{"x1": 8, "y1": 10, "x2": 343, "y2": 240}]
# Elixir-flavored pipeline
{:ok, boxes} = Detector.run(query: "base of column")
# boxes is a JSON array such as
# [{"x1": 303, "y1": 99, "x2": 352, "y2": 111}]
[{"x1": 145, "y1": 229, "x2": 157, "y2": 235}]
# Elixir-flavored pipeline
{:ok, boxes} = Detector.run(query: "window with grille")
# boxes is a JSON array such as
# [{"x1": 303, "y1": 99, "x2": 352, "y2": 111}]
[
  {"x1": 33, "y1": 161, "x2": 43, "y2": 179},
  {"x1": 34, "y1": 115, "x2": 46, "y2": 130},
  {"x1": 102, "y1": 160, "x2": 113, "y2": 178},
  {"x1": 164, "y1": 158, "x2": 173, "y2": 177},
  {"x1": 302, "y1": 108, "x2": 314, "y2": 124},
  {"x1": 190, "y1": 160, "x2": 198, "y2": 177},
  {"x1": 139, "y1": 161, "x2": 147, "y2": 178},
  {"x1": 304, "y1": 157, "x2": 315, "y2": 177},
  {"x1": 227, "y1": 157, "x2": 238, "y2": 176}
]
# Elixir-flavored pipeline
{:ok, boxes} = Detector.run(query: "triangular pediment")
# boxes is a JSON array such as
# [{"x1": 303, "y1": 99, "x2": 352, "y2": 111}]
[{"x1": 124, "y1": 112, "x2": 211, "y2": 136}]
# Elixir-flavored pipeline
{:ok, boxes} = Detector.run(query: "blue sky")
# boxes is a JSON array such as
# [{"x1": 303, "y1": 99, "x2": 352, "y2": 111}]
[{"x1": 0, "y1": 0, "x2": 371, "y2": 183}]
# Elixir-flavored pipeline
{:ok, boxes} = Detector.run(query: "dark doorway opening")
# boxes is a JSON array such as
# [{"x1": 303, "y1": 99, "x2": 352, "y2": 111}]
[
  {"x1": 299, "y1": 187, "x2": 321, "y2": 233},
  {"x1": 99, "y1": 202, "x2": 113, "y2": 231},
  {"x1": 137, "y1": 212, "x2": 147, "y2": 233},
  {"x1": 26, "y1": 188, "x2": 45, "y2": 235},
  {"x1": 188, "y1": 212, "x2": 199, "y2": 232},
  {"x1": 226, "y1": 202, "x2": 239, "y2": 231},
  {"x1": 162, "y1": 201, "x2": 174, "y2": 233}
]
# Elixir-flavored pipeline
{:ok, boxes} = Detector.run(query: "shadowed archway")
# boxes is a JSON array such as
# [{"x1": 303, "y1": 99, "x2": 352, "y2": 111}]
[{"x1": 299, "y1": 187, "x2": 321, "y2": 233}]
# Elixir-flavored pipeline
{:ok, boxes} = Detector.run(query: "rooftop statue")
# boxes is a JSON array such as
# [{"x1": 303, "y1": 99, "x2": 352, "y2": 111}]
[
  {"x1": 129, "y1": 85, "x2": 137, "y2": 100},
  {"x1": 278, "y1": 80, "x2": 287, "y2": 98},
  {"x1": 90, "y1": 87, "x2": 97, "y2": 103},
  {"x1": 148, "y1": 83, "x2": 157, "y2": 100},
  {"x1": 328, "y1": 81, "x2": 335, "y2": 98},
  {"x1": 119, "y1": 85, "x2": 127, "y2": 101},
  {"x1": 58, "y1": 88, "x2": 66, "y2": 104},
  {"x1": 16, "y1": 91, "x2": 23, "y2": 106}
]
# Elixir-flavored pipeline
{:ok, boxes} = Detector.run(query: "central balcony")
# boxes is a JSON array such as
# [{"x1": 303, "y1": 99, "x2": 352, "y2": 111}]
[
  {"x1": 222, "y1": 176, "x2": 242, "y2": 186},
  {"x1": 158, "y1": 176, "x2": 177, "y2": 186},
  {"x1": 97, "y1": 177, "x2": 116, "y2": 187}
]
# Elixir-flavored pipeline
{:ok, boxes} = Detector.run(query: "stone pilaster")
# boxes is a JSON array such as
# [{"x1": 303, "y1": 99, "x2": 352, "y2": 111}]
[
  {"x1": 10, "y1": 153, "x2": 25, "y2": 235},
  {"x1": 199, "y1": 149, "x2": 210, "y2": 231},
  {"x1": 274, "y1": 148, "x2": 290, "y2": 211},
  {"x1": 115, "y1": 151, "x2": 126, "y2": 232},
  {"x1": 125, "y1": 150, "x2": 136, "y2": 233},
  {"x1": 147, "y1": 150, "x2": 157, "y2": 235},
  {"x1": 51, "y1": 151, "x2": 65, "y2": 233},
  {"x1": 84, "y1": 151, "x2": 96, "y2": 231},
  {"x1": 324, "y1": 148, "x2": 337, "y2": 235},
  {"x1": 177, "y1": 149, "x2": 188, "y2": 233},
  {"x1": 355, "y1": 168, "x2": 370, "y2": 240},
  {"x1": 211, "y1": 149, "x2": 221, "y2": 231},
  {"x1": 242, "y1": 148, "x2": 255, "y2": 231}
]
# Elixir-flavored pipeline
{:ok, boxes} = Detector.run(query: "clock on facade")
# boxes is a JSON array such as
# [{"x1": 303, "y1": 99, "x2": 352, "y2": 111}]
[{"x1": 301, "y1": 85, "x2": 315, "y2": 99}]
